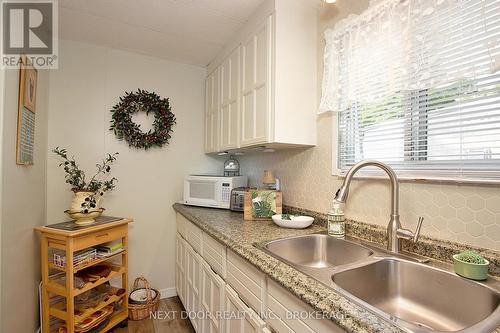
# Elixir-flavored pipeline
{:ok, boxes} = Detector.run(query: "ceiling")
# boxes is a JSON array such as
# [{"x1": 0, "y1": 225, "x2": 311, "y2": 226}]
[{"x1": 58, "y1": 0, "x2": 267, "y2": 67}]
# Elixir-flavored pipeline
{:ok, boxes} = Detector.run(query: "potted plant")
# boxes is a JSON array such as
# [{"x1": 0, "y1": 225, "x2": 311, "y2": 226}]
[
  {"x1": 53, "y1": 147, "x2": 118, "y2": 225},
  {"x1": 453, "y1": 250, "x2": 489, "y2": 280}
]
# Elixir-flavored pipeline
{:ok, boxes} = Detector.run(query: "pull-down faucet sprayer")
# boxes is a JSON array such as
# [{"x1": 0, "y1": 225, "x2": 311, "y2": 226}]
[{"x1": 334, "y1": 160, "x2": 423, "y2": 253}]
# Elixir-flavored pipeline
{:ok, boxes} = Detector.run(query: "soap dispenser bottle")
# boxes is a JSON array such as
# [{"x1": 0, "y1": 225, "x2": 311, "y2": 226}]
[{"x1": 328, "y1": 201, "x2": 345, "y2": 238}]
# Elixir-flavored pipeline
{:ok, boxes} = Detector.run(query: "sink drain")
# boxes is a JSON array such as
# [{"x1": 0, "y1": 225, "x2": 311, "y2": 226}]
[{"x1": 408, "y1": 321, "x2": 435, "y2": 331}]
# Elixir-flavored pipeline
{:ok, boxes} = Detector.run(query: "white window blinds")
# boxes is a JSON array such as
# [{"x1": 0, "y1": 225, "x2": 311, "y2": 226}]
[{"x1": 321, "y1": 0, "x2": 500, "y2": 182}]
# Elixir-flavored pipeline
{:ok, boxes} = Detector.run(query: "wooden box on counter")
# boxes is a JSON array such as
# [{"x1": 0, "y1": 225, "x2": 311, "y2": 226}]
[{"x1": 244, "y1": 190, "x2": 282, "y2": 221}]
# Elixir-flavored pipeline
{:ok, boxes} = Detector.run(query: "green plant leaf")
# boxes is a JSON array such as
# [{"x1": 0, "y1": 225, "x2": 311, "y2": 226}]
[{"x1": 455, "y1": 250, "x2": 486, "y2": 264}]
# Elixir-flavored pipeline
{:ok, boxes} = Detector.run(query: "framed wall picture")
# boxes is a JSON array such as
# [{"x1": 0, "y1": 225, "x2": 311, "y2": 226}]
[
  {"x1": 23, "y1": 66, "x2": 38, "y2": 111},
  {"x1": 244, "y1": 190, "x2": 282, "y2": 221},
  {"x1": 16, "y1": 57, "x2": 38, "y2": 165}
]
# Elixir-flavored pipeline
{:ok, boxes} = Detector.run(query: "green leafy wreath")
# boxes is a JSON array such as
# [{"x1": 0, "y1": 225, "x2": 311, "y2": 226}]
[{"x1": 110, "y1": 89, "x2": 176, "y2": 149}]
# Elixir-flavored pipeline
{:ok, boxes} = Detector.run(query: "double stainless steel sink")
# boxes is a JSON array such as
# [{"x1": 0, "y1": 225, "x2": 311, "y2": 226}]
[
  {"x1": 260, "y1": 234, "x2": 500, "y2": 333},
  {"x1": 264, "y1": 234, "x2": 373, "y2": 268}
]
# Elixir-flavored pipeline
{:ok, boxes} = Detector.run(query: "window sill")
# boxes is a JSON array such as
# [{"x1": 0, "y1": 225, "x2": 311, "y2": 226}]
[{"x1": 331, "y1": 172, "x2": 500, "y2": 186}]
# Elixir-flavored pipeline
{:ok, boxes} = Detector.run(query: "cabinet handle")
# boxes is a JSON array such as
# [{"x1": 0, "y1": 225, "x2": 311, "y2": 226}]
[
  {"x1": 96, "y1": 233, "x2": 109, "y2": 238},
  {"x1": 233, "y1": 291, "x2": 251, "y2": 310},
  {"x1": 267, "y1": 324, "x2": 277, "y2": 333}
]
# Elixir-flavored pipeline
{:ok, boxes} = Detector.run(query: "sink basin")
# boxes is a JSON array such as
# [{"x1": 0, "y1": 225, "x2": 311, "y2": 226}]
[
  {"x1": 264, "y1": 234, "x2": 373, "y2": 268},
  {"x1": 333, "y1": 258, "x2": 500, "y2": 332}
]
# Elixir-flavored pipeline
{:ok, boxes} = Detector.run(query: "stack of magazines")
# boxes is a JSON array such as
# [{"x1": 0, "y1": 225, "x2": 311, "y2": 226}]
[
  {"x1": 94, "y1": 241, "x2": 124, "y2": 257},
  {"x1": 53, "y1": 248, "x2": 97, "y2": 268}
]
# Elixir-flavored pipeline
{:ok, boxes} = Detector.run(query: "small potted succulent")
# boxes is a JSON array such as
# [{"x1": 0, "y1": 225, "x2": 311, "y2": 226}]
[
  {"x1": 53, "y1": 147, "x2": 118, "y2": 225},
  {"x1": 453, "y1": 250, "x2": 489, "y2": 280}
]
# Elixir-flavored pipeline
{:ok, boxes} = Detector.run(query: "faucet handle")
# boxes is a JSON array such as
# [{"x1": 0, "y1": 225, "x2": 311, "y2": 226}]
[{"x1": 413, "y1": 217, "x2": 424, "y2": 242}]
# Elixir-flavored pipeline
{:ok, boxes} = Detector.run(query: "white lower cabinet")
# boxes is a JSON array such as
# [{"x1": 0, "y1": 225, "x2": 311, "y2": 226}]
[
  {"x1": 176, "y1": 233, "x2": 187, "y2": 304},
  {"x1": 201, "y1": 261, "x2": 225, "y2": 333},
  {"x1": 186, "y1": 243, "x2": 203, "y2": 332},
  {"x1": 176, "y1": 216, "x2": 346, "y2": 333},
  {"x1": 224, "y1": 285, "x2": 266, "y2": 333},
  {"x1": 202, "y1": 232, "x2": 227, "y2": 278},
  {"x1": 226, "y1": 249, "x2": 266, "y2": 316}
]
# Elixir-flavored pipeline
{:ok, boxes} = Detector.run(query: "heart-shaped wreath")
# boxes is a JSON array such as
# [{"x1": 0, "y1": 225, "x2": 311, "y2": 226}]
[{"x1": 110, "y1": 89, "x2": 176, "y2": 149}]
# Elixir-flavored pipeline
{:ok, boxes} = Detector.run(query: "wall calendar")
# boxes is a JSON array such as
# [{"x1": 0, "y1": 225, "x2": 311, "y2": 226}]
[{"x1": 16, "y1": 57, "x2": 38, "y2": 165}]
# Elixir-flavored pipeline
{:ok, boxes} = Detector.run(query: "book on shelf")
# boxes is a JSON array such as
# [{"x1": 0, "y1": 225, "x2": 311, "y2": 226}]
[
  {"x1": 96, "y1": 248, "x2": 124, "y2": 258},
  {"x1": 94, "y1": 241, "x2": 124, "y2": 257},
  {"x1": 95, "y1": 241, "x2": 123, "y2": 253}
]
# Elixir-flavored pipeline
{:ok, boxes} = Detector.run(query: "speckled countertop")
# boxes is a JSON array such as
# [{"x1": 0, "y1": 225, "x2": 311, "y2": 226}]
[{"x1": 173, "y1": 203, "x2": 500, "y2": 333}]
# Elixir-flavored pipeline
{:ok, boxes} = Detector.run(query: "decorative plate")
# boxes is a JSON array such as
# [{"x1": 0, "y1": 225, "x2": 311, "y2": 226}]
[{"x1": 65, "y1": 208, "x2": 105, "y2": 225}]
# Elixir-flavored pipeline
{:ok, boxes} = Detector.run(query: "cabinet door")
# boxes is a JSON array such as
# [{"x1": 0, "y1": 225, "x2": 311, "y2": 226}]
[
  {"x1": 240, "y1": 15, "x2": 272, "y2": 146},
  {"x1": 201, "y1": 261, "x2": 225, "y2": 333},
  {"x1": 205, "y1": 69, "x2": 220, "y2": 153},
  {"x1": 224, "y1": 285, "x2": 266, "y2": 333},
  {"x1": 175, "y1": 234, "x2": 186, "y2": 304},
  {"x1": 266, "y1": 311, "x2": 295, "y2": 333},
  {"x1": 205, "y1": 73, "x2": 213, "y2": 153},
  {"x1": 241, "y1": 36, "x2": 255, "y2": 146},
  {"x1": 220, "y1": 47, "x2": 240, "y2": 150},
  {"x1": 186, "y1": 244, "x2": 202, "y2": 332}
]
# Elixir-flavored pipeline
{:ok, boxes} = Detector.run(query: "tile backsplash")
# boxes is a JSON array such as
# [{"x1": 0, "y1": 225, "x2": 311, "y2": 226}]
[{"x1": 239, "y1": 116, "x2": 500, "y2": 251}]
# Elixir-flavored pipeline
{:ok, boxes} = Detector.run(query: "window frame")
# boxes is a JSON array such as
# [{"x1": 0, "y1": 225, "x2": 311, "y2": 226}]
[
  {"x1": 334, "y1": 80, "x2": 500, "y2": 184},
  {"x1": 331, "y1": 111, "x2": 500, "y2": 185}
]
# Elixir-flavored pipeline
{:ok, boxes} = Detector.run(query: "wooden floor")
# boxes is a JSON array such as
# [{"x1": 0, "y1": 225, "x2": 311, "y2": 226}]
[{"x1": 110, "y1": 297, "x2": 195, "y2": 333}]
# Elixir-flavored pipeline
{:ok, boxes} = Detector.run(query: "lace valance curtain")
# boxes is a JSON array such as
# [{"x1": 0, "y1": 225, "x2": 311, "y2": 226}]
[
  {"x1": 319, "y1": 0, "x2": 500, "y2": 113},
  {"x1": 323, "y1": 0, "x2": 500, "y2": 181}
]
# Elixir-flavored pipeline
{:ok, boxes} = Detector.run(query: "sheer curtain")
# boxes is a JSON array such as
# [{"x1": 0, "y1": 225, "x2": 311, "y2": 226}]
[{"x1": 321, "y1": 0, "x2": 500, "y2": 182}]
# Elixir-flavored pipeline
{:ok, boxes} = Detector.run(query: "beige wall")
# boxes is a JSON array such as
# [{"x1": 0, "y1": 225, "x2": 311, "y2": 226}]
[
  {"x1": 1, "y1": 67, "x2": 49, "y2": 331},
  {"x1": 47, "y1": 40, "x2": 221, "y2": 295},
  {"x1": 239, "y1": 0, "x2": 500, "y2": 252},
  {"x1": 0, "y1": 67, "x2": 4, "y2": 331}
]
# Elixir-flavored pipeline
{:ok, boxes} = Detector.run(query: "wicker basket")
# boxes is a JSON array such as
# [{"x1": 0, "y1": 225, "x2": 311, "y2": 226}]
[{"x1": 128, "y1": 276, "x2": 160, "y2": 320}]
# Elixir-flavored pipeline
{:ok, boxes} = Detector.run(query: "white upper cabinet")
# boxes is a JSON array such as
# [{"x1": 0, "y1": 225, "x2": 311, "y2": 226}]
[
  {"x1": 205, "y1": 69, "x2": 220, "y2": 153},
  {"x1": 241, "y1": 17, "x2": 271, "y2": 146},
  {"x1": 205, "y1": 0, "x2": 318, "y2": 153},
  {"x1": 220, "y1": 47, "x2": 241, "y2": 150}
]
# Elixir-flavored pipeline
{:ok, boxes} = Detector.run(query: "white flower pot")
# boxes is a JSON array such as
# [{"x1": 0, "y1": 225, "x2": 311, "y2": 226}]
[{"x1": 70, "y1": 191, "x2": 100, "y2": 212}]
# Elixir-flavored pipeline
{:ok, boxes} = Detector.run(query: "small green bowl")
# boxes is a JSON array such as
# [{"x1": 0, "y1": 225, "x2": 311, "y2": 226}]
[{"x1": 453, "y1": 254, "x2": 489, "y2": 281}]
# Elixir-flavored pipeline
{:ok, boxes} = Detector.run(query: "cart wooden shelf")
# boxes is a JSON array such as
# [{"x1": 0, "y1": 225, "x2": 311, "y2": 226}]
[{"x1": 36, "y1": 217, "x2": 132, "y2": 333}]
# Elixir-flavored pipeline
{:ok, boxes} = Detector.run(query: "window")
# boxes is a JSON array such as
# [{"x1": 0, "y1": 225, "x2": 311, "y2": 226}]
[{"x1": 320, "y1": 0, "x2": 500, "y2": 182}]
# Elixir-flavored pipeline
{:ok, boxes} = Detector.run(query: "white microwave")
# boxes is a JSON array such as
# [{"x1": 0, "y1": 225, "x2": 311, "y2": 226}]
[{"x1": 183, "y1": 175, "x2": 248, "y2": 209}]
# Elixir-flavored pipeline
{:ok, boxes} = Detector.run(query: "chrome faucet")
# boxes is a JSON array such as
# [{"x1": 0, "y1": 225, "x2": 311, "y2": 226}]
[{"x1": 334, "y1": 160, "x2": 424, "y2": 254}]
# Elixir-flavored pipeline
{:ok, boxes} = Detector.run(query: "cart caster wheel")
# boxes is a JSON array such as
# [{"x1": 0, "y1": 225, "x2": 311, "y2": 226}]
[{"x1": 118, "y1": 319, "x2": 128, "y2": 328}]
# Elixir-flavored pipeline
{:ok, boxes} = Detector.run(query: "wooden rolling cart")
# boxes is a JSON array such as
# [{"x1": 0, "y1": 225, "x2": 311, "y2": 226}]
[{"x1": 36, "y1": 217, "x2": 132, "y2": 333}]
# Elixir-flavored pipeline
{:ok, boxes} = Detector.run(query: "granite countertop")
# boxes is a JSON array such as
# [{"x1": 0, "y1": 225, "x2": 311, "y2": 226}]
[
  {"x1": 173, "y1": 203, "x2": 408, "y2": 333},
  {"x1": 172, "y1": 203, "x2": 500, "y2": 333}
]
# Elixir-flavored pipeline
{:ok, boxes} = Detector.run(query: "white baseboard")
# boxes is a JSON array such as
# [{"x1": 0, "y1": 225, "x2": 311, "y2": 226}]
[{"x1": 159, "y1": 287, "x2": 177, "y2": 299}]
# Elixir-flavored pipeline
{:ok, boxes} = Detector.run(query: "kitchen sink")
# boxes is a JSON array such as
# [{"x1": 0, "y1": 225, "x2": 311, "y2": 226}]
[
  {"x1": 257, "y1": 233, "x2": 500, "y2": 332},
  {"x1": 263, "y1": 234, "x2": 373, "y2": 268},
  {"x1": 332, "y1": 258, "x2": 500, "y2": 332}
]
